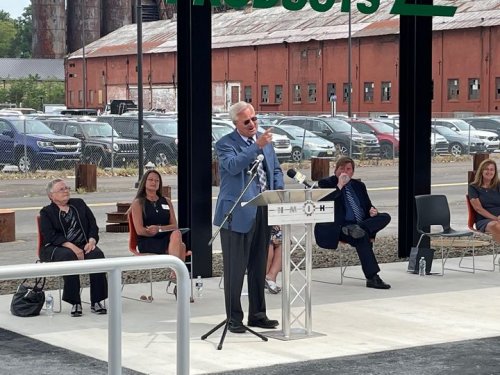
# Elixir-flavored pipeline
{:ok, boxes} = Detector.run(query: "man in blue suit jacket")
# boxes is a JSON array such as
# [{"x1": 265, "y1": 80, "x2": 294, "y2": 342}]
[
  {"x1": 214, "y1": 101, "x2": 284, "y2": 333},
  {"x1": 314, "y1": 156, "x2": 391, "y2": 289}
]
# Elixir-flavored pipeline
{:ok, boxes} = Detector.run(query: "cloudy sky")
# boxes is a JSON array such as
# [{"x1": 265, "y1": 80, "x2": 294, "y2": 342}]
[{"x1": 0, "y1": 0, "x2": 31, "y2": 18}]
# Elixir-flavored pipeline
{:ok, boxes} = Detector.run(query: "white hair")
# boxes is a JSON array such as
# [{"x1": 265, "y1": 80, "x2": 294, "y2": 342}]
[{"x1": 229, "y1": 101, "x2": 253, "y2": 124}]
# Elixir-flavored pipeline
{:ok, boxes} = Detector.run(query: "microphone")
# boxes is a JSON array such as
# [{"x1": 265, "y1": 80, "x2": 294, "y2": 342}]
[
  {"x1": 287, "y1": 169, "x2": 315, "y2": 189},
  {"x1": 247, "y1": 154, "x2": 265, "y2": 175}
]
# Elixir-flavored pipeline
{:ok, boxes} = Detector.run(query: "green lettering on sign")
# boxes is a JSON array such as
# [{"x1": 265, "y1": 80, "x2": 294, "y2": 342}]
[
  {"x1": 309, "y1": 0, "x2": 335, "y2": 13},
  {"x1": 253, "y1": 0, "x2": 279, "y2": 8},
  {"x1": 390, "y1": 0, "x2": 456, "y2": 17},
  {"x1": 163, "y1": 0, "x2": 457, "y2": 17},
  {"x1": 282, "y1": 0, "x2": 307, "y2": 11}
]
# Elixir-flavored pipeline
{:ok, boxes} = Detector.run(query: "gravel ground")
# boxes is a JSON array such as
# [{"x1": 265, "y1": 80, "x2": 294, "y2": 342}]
[{"x1": 1, "y1": 235, "x2": 495, "y2": 295}]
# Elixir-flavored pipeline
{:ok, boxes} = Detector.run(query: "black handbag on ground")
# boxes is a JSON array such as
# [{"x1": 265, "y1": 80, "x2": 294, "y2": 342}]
[
  {"x1": 10, "y1": 277, "x2": 46, "y2": 317},
  {"x1": 407, "y1": 247, "x2": 435, "y2": 274}
]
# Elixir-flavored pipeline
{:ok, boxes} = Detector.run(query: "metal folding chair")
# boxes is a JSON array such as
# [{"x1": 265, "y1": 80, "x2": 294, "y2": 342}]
[
  {"x1": 415, "y1": 194, "x2": 474, "y2": 275},
  {"x1": 125, "y1": 213, "x2": 194, "y2": 302},
  {"x1": 36, "y1": 215, "x2": 62, "y2": 313}
]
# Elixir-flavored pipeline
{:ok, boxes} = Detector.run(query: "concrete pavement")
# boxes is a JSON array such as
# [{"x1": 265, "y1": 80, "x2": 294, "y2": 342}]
[{"x1": 0, "y1": 255, "x2": 499, "y2": 374}]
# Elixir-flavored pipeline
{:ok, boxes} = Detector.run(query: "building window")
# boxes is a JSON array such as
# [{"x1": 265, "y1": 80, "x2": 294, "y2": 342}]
[
  {"x1": 69, "y1": 91, "x2": 74, "y2": 105},
  {"x1": 308, "y1": 83, "x2": 317, "y2": 103},
  {"x1": 78, "y1": 90, "x2": 83, "y2": 104},
  {"x1": 364, "y1": 82, "x2": 374, "y2": 102},
  {"x1": 468, "y1": 78, "x2": 480, "y2": 100},
  {"x1": 381, "y1": 81, "x2": 391, "y2": 102},
  {"x1": 447, "y1": 79, "x2": 459, "y2": 100},
  {"x1": 89, "y1": 90, "x2": 94, "y2": 105},
  {"x1": 343, "y1": 83, "x2": 350, "y2": 102},
  {"x1": 496, "y1": 78, "x2": 500, "y2": 100},
  {"x1": 327, "y1": 83, "x2": 336, "y2": 102},
  {"x1": 261, "y1": 85, "x2": 269, "y2": 103},
  {"x1": 293, "y1": 84, "x2": 301, "y2": 102},
  {"x1": 244, "y1": 86, "x2": 252, "y2": 103},
  {"x1": 275, "y1": 85, "x2": 283, "y2": 104}
]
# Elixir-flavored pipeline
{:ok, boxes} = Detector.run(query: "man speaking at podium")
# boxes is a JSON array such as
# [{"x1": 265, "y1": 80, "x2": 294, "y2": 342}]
[{"x1": 213, "y1": 101, "x2": 284, "y2": 333}]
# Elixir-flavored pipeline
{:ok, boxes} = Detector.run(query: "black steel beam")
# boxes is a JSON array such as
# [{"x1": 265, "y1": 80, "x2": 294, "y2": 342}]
[
  {"x1": 398, "y1": 0, "x2": 433, "y2": 257},
  {"x1": 177, "y1": 2, "x2": 213, "y2": 277}
]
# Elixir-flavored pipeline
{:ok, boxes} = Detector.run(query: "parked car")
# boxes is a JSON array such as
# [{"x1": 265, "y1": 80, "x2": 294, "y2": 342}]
[
  {"x1": 0, "y1": 116, "x2": 81, "y2": 172},
  {"x1": 431, "y1": 118, "x2": 499, "y2": 152},
  {"x1": 98, "y1": 115, "x2": 178, "y2": 165},
  {"x1": 462, "y1": 116, "x2": 500, "y2": 137},
  {"x1": 347, "y1": 119, "x2": 399, "y2": 159},
  {"x1": 41, "y1": 118, "x2": 140, "y2": 167},
  {"x1": 277, "y1": 116, "x2": 380, "y2": 158},
  {"x1": 261, "y1": 124, "x2": 335, "y2": 161},
  {"x1": 212, "y1": 123, "x2": 234, "y2": 159},
  {"x1": 432, "y1": 125, "x2": 487, "y2": 156},
  {"x1": 212, "y1": 118, "x2": 292, "y2": 162},
  {"x1": 431, "y1": 132, "x2": 449, "y2": 155}
]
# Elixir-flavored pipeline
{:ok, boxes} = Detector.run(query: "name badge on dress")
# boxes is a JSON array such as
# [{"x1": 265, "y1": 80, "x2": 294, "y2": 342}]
[{"x1": 161, "y1": 204, "x2": 168, "y2": 210}]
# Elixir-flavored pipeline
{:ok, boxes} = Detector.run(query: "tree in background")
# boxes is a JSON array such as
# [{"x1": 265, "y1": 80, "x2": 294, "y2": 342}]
[
  {"x1": 0, "y1": 6, "x2": 32, "y2": 58},
  {"x1": 2, "y1": 76, "x2": 64, "y2": 111},
  {"x1": 12, "y1": 6, "x2": 32, "y2": 58},
  {"x1": 0, "y1": 11, "x2": 17, "y2": 57}
]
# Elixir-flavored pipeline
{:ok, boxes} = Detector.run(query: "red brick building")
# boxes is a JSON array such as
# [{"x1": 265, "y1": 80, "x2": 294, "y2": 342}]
[{"x1": 66, "y1": 1, "x2": 500, "y2": 116}]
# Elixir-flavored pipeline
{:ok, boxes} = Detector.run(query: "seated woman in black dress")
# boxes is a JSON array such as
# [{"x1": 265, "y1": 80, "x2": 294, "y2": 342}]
[
  {"x1": 129, "y1": 170, "x2": 189, "y2": 266},
  {"x1": 468, "y1": 159, "x2": 500, "y2": 242}
]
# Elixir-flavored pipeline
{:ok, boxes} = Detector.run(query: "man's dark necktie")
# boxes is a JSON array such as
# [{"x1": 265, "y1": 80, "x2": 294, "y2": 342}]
[
  {"x1": 247, "y1": 138, "x2": 267, "y2": 192},
  {"x1": 345, "y1": 184, "x2": 363, "y2": 223}
]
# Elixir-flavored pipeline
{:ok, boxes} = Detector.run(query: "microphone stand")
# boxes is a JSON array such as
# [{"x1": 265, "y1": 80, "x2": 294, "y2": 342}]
[{"x1": 203, "y1": 167, "x2": 268, "y2": 350}]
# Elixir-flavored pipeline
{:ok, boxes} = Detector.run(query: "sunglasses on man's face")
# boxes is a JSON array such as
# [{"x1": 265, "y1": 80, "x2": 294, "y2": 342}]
[{"x1": 243, "y1": 116, "x2": 258, "y2": 126}]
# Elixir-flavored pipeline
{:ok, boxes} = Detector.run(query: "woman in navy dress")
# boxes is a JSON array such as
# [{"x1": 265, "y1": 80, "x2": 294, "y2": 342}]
[
  {"x1": 130, "y1": 170, "x2": 188, "y2": 260},
  {"x1": 469, "y1": 159, "x2": 500, "y2": 242}
]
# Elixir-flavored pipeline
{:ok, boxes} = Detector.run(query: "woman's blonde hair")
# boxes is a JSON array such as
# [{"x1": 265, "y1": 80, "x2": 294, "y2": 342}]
[{"x1": 471, "y1": 159, "x2": 499, "y2": 189}]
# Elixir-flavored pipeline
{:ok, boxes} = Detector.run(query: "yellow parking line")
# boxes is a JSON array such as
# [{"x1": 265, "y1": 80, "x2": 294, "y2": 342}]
[
  {"x1": 368, "y1": 181, "x2": 466, "y2": 191},
  {"x1": 6, "y1": 184, "x2": 466, "y2": 212},
  {"x1": 8, "y1": 197, "x2": 220, "y2": 212}
]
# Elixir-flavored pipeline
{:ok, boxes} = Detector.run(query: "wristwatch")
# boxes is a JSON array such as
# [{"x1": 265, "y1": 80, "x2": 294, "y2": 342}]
[{"x1": 158, "y1": 226, "x2": 163, "y2": 233}]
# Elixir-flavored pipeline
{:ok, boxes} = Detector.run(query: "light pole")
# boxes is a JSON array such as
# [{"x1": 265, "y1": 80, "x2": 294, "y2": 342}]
[
  {"x1": 348, "y1": 0, "x2": 352, "y2": 118},
  {"x1": 136, "y1": 0, "x2": 145, "y2": 184},
  {"x1": 81, "y1": 1, "x2": 87, "y2": 109}
]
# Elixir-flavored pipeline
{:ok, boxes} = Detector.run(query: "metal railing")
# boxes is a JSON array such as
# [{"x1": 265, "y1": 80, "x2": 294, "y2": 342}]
[{"x1": 0, "y1": 255, "x2": 190, "y2": 375}]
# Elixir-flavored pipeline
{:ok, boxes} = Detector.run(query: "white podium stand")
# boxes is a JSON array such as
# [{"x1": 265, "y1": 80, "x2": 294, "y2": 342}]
[{"x1": 244, "y1": 188, "x2": 335, "y2": 340}]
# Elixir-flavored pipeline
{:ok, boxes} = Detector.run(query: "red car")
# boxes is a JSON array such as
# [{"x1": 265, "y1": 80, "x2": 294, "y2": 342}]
[{"x1": 347, "y1": 119, "x2": 400, "y2": 159}]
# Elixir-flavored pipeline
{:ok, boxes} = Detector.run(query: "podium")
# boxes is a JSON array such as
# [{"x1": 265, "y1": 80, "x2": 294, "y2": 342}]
[{"x1": 243, "y1": 188, "x2": 335, "y2": 340}]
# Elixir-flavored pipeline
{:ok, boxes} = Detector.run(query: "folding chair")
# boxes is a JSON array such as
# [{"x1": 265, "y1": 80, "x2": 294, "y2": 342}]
[
  {"x1": 125, "y1": 213, "x2": 194, "y2": 302},
  {"x1": 36, "y1": 215, "x2": 62, "y2": 313},
  {"x1": 465, "y1": 195, "x2": 498, "y2": 272},
  {"x1": 312, "y1": 222, "x2": 366, "y2": 285},
  {"x1": 415, "y1": 194, "x2": 474, "y2": 275}
]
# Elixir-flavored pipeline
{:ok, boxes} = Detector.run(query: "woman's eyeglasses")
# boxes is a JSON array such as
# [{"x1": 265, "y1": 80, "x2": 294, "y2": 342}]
[{"x1": 243, "y1": 116, "x2": 258, "y2": 126}]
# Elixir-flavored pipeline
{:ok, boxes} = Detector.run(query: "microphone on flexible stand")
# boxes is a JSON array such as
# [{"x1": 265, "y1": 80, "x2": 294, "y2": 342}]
[
  {"x1": 286, "y1": 168, "x2": 317, "y2": 189},
  {"x1": 247, "y1": 154, "x2": 265, "y2": 175}
]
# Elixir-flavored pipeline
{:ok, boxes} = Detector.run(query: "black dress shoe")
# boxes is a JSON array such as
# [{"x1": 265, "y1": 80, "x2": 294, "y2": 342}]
[
  {"x1": 228, "y1": 321, "x2": 246, "y2": 334},
  {"x1": 342, "y1": 224, "x2": 366, "y2": 239},
  {"x1": 248, "y1": 317, "x2": 279, "y2": 329},
  {"x1": 366, "y1": 274, "x2": 391, "y2": 289},
  {"x1": 71, "y1": 303, "x2": 83, "y2": 317}
]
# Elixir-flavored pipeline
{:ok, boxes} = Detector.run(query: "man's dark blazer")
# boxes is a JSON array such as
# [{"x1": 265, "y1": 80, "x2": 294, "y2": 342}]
[{"x1": 314, "y1": 175, "x2": 373, "y2": 249}]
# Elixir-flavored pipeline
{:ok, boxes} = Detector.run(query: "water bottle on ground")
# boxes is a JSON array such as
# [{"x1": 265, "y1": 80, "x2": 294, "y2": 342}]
[
  {"x1": 45, "y1": 293, "x2": 54, "y2": 317},
  {"x1": 419, "y1": 257, "x2": 426, "y2": 276},
  {"x1": 195, "y1": 276, "x2": 203, "y2": 298}
]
